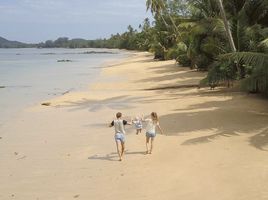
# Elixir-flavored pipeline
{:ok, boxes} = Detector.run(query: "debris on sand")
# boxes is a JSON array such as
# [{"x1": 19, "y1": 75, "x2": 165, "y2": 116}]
[{"x1": 41, "y1": 102, "x2": 51, "y2": 106}]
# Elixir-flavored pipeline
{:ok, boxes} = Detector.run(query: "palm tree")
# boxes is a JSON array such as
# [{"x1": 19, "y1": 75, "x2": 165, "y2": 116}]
[
  {"x1": 217, "y1": 0, "x2": 236, "y2": 52},
  {"x1": 146, "y1": 0, "x2": 168, "y2": 27},
  {"x1": 146, "y1": 0, "x2": 180, "y2": 36}
]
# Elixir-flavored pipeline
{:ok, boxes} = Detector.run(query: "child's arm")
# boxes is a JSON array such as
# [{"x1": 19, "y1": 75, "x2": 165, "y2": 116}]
[
  {"x1": 128, "y1": 118, "x2": 133, "y2": 125},
  {"x1": 157, "y1": 124, "x2": 164, "y2": 135},
  {"x1": 141, "y1": 114, "x2": 146, "y2": 122},
  {"x1": 109, "y1": 121, "x2": 114, "y2": 127},
  {"x1": 123, "y1": 120, "x2": 132, "y2": 125}
]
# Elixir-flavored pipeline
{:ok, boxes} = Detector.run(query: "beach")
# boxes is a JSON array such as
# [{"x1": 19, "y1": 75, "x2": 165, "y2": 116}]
[{"x1": 1, "y1": 52, "x2": 268, "y2": 200}]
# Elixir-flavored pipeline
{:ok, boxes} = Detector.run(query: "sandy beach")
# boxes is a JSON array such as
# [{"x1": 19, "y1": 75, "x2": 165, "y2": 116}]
[{"x1": 1, "y1": 52, "x2": 268, "y2": 200}]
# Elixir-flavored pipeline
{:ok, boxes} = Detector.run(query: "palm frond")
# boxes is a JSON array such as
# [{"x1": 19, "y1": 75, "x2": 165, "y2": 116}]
[
  {"x1": 258, "y1": 38, "x2": 268, "y2": 51},
  {"x1": 220, "y1": 52, "x2": 268, "y2": 69}
]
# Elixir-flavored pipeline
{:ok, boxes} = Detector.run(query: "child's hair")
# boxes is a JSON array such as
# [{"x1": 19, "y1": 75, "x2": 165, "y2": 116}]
[
  {"x1": 151, "y1": 112, "x2": 159, "y2": 123},
  {"x1": 116, "y1": 112, "x2": 122, "y2": 118}
]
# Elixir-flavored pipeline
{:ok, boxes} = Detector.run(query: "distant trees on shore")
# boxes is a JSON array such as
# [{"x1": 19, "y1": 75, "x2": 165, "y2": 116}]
[{"x1": 36, "y1": 22, "x2": 153, "y2": 51}]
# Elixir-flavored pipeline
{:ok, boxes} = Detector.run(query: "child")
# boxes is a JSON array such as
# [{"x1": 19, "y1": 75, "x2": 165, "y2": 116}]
[
  {"x1": 109, "y1": 112, "x2": 131, "y2": 161},
  {"x1": 143, "y1": 112, "x2": 164, "y2": 154},
  {"x1": 132, "y1": 116, "x2": 143, "y2": 135}
]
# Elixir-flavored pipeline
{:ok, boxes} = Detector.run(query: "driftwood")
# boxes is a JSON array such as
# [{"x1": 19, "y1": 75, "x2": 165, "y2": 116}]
[{"x1": 41, "y1": 102, "x2": 51, "y2": 106}]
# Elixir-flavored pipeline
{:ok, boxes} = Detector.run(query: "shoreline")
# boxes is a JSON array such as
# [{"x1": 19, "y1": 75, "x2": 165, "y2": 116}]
[{"x1": 1, "y1": 52, "x2": 268, "y2": 200}]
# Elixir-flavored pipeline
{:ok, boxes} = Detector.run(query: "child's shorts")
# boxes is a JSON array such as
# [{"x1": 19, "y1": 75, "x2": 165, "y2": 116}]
[
  {"x1": 146, "y1": 132, "x2": 156, "y2": 138},
  {"x1": 115, "y1": 133, "x2": 125, "y2": 143},
  {"x1": 135, "y1": 125, "x2": 142, "y2": 129}
]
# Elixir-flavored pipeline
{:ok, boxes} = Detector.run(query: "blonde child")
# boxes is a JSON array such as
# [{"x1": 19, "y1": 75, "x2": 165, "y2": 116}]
[
  {"x1": 143, "y1": 112, "x2": 164, "y2": 154},
  {"x1": 132, "y1": 116, "x2": 143, "y2": 135}
]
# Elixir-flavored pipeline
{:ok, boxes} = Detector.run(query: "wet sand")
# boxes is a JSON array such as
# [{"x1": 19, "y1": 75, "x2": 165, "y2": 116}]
[{"x1": 0, "y1": 52, "x2": 268, "y2": 200}]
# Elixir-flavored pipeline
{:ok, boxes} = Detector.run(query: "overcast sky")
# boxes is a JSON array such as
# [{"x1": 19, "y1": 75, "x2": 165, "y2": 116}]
[{"x1": 0, "y1": 0, "x2": 152, "y2": 43}]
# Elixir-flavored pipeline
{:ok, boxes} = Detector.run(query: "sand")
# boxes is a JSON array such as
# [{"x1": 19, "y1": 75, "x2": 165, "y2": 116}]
[{"x1": 0, "y1": 52, "x2": 268, "y2": 200}]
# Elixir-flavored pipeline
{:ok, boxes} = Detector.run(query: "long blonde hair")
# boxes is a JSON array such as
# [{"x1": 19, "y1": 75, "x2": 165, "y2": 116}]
[{"x1": 151, "y1": 112, "x2": 159, "y2": 123}]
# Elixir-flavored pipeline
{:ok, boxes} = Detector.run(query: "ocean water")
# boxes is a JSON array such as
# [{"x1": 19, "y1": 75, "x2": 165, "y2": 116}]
[{"x1": 0, "y1": 48, "x2": 127, "y2": 125}]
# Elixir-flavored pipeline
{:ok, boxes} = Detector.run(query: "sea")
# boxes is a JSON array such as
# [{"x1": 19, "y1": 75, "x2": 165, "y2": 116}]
[{"x1": 0, "y1": 48, "x2": 128, "y2": 125}]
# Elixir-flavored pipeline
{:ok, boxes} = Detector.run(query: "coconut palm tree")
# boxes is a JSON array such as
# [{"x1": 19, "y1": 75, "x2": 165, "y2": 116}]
[{"x1": 217, "y1": 0, "x2": 236, "y2": 52}]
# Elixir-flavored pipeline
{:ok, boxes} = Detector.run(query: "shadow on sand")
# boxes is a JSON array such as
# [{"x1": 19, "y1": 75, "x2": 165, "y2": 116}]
[
  {"x1": 61, "y1": 95, "x2": 144, "y2": 112},
  {"x1": 249, "y1": 127, "x2": 268, "y2": 151},
  {"x1": 60, "y1": 59, "x2": 268, "y2": 151},
  {"x1": 88, "y1": 150, "x2": 146, "y2": 162},
  {"x1": 159, "y1": 94, "x2": 268, "y2": 149},
  {"x1": 136, "y1": 63, "x2": 205, "y2": 90}
]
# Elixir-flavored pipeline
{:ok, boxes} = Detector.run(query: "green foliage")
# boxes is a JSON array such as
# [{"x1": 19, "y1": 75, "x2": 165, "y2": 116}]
[
  {"x1": 220, "y1": 52, "x2": 268, "y2": 94},
  {"x1": 204, "y1": 61, "x2": 237, "y2": 86},
  {"x1": 176, "y1": 54, "x2": 191, "y2": 67}
]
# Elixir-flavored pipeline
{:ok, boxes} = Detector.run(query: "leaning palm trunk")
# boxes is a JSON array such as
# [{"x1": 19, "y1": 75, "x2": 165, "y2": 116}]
[
  {"x1": 217, "y1": 0, "x2": 236, "y2": 52},
  {"x1": 217, "y1": 0, "x2": 243, "y2": 78}
]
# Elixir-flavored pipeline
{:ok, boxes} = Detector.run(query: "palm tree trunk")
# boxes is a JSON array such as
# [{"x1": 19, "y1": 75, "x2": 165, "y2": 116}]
[
  {"x1": 217, "y1": 0, "x2": 236, "y2": 52},
  {"x1": 217, "y1": 0, "x2": 242, "y2": 78}
]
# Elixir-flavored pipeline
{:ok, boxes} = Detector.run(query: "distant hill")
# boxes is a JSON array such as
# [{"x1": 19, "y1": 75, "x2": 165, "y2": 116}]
[{"x1": 0, "y1": 37, "x2": 34, "y2": 48}]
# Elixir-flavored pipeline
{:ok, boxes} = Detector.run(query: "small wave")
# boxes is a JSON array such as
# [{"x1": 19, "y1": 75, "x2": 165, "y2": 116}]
[{"x1": 4, "y1": 85, "x2": 32, "y2": 88}]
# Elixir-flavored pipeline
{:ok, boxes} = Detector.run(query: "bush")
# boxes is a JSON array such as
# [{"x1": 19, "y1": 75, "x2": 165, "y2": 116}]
[
  {"x1": 165, "y1": 48, "x2": 178, "y2": 60},
  {"x1": 194, "y1": 54, "x2": 212, "y2": 70},
  {"x1": 176, "y1": 54, "x2": 191, "y2": 67}
]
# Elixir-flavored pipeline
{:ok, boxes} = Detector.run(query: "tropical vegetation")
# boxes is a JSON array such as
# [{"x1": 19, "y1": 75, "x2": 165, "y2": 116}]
[
  {"x1": 143, "y1": 0, "x2": 268, "y2": 95},
  {"x1": 1, "y1": 0, "x2": 267, "y2": 95}
]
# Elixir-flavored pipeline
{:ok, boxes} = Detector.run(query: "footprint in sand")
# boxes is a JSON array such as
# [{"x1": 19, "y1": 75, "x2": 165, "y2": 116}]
[{"x1": 73, "y1": 194, "x2": 80, "y2": 198}]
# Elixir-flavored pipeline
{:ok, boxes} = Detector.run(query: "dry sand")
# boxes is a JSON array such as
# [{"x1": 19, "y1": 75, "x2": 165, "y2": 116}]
[{"x1": 0, "y1": 52, "x2": 268, "y2": 200}]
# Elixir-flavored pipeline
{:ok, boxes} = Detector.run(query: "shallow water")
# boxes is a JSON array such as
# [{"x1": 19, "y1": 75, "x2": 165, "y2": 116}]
[{"x1": 0, "y1": 48, "x2": 127, "y2": 125}]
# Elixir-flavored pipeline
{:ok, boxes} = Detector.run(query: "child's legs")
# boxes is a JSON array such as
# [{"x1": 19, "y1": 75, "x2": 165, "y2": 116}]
[
  {"x1": 150, "y1": 137, "x2": 155, "y2": 153},
  {"x1": 115, "y1": 140, "x2": 122, "y2": 159},
  {"x1": 120, "y1": 141, "x2": 125, "y2": 156},
  {"x1": 146, "y1": 136, "x2": 150, "y2": 153}
]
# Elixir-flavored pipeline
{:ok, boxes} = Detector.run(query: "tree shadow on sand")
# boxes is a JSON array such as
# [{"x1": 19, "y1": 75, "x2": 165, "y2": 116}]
[
  {"x1": 159, "y1": 95, "x2": 268, "y2": 147},
  {"x1": 249, "y1": 127, "x2": 268, "y2": 151},
  {"x1": 61, "y1": 95, "x2": 145, "y2": 112},
  {"x1": 136, "y1": 63, "x2": 205, "y2": 89},
  {"x1": 60, "y1": 94, "x2": 182, "y2": 112}
]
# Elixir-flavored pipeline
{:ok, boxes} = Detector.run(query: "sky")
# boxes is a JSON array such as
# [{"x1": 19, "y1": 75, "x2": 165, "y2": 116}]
[{"x1": 0, "y1": 0, "x2": 152, "y2": 43}]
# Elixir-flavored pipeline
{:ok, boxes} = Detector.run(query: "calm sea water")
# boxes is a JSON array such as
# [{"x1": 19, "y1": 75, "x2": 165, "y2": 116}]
[{"x1": 0, "y1": 48, "x2": 127, "y2": 125}]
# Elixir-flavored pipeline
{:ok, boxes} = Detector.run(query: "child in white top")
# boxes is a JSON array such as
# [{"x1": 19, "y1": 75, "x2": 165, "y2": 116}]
[
  {"x1": 132, "y1": 116, "x2": 143, "y2": 135},
  {"x1": 109, "y1": 112, "x2": 131, "y2": 161},
  {"x1": 143, "y1": 112, "x2": 164, "y2": 154}
]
